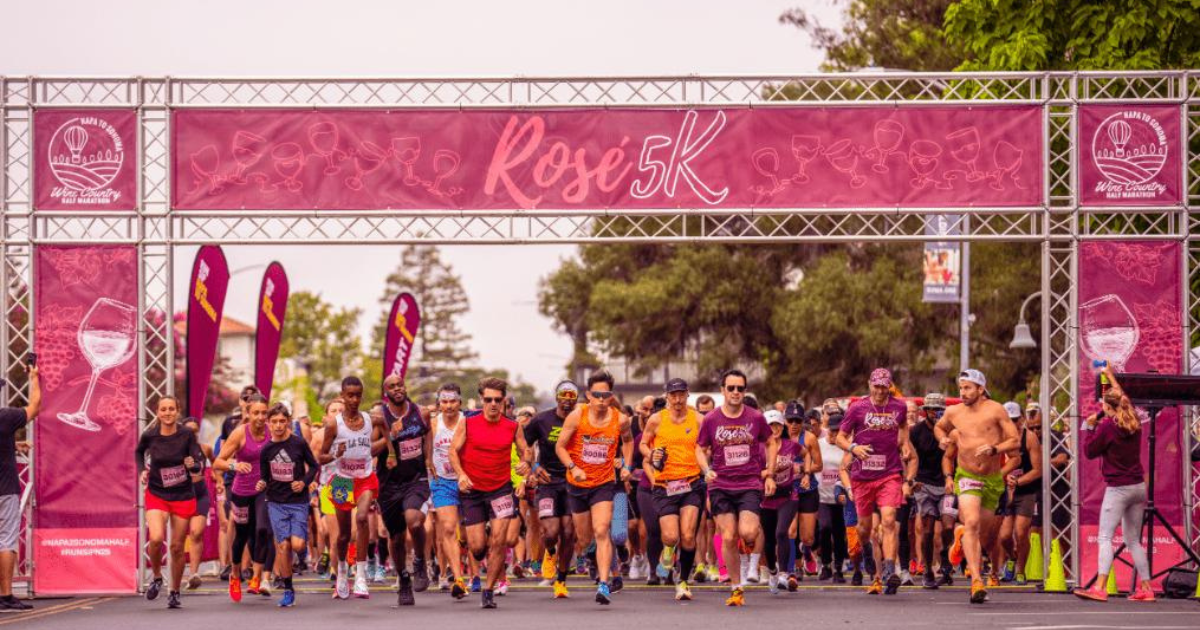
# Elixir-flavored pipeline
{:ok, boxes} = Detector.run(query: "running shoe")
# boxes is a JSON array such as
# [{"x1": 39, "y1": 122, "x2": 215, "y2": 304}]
[
  {"x1": 949, "y1": 526, "x2": 965, "y2": 567},
  {"x1": 939, "y1": 565, "x2": 954, "y2": 586},
  {"x1": 832, "y1": 570, "x2": 846, "y2": 584},
  {"x1": 692, "y1": 565, "x2": 707, "y2": 583},
  {"x1": 970, "y1": 579, "x2": 988, "y2": 604},
  {"x1": 768, "y1": 572, "x2": 780, "y2": 594},
  {"x1": 219, "y1": 564, "x2": 232, "y2": 581},
  {"x1": 705, "y1": 564, "x2": 719, "y2": 583},
  {"x1": 247, "y1": 575, "x2": 261, "y2": 595},
  {"x1": 496, "y1": 579, "x2": 509, "y2": 596},
  {"x1": 229, "y1": 576, "x2": 243, "y2": 603},
  {"x1": 909, "y1": 559, "x2": 920, "y2": 575},
  {"x1": 481, "y1": 589, "x2": 497, "y2": 609},
  {"x1": 595, "y1": 582, "x2": 611, "y2": 605},
  {"x1": 923, "y1": 572, "x2": 938, "y2": 589},
  {"x1": 438, "y1": 576, "x2": 450, "y2": 591},
  {"x1": 334, "y1": 572, "x2": 350, "y2": 599},
  {"x1": 553, "y1": 580, "x2": 570, "y2": 599},
  {"x1": 646, "y1": 574, "x2": 661, "y2": 586},
  {"x1": 542, "y1": 552, "x2": 557, "y2": 581},
  {"x1": 574, "y1": 555, "x2": 587, "y2": 576},
  {"x1": 412, "y1": 560, "x2": 430, "y2": 593},
  {"x1": 316, "y1": 552, "x2": 330, "y2": 577},
  {"x1": 397, "y1": 573, "x2": 415, "y2": 606},
  {"x1": 1127, "y1": 585, "x2": 1155, "y2": 602},
  {"x1": 987, "y1": 575, "x2": 1000, "y2": 588},
  {"x1": 787, "y1": 573, "x2": 799, "y2": 591},
  {"x1": 1002, "y1": 560, "x2": 1015, "y2": 582},
  {"x1": 724, "y1": 586, "x2": 744, "y2": 607},
  {"x1": 0, "y1": 596, "x2": 32, "y2": 611},
  {"x1": 900, "y1": 570, "x2": 914, "y2": 587},
  {"x1": 512, "y1": 563, "x2": 526, "y2": 579},
  {"x1": 818, "y1": 565, "x2": 832, "y2": 581},
  {"x1": 146, "y1": 576, "x2": 163, "y2": 601},
  {"x1": 851, "y1": 570, "x2": 863, "y2": 586},
  {"x1": 674, "y1": 580, "x2": 692, "y2": 601},
  {"x1": 1015, "y1": 573, "x2": 1027, "y2": 586},
  {"x1": 531, "y1": 560, "x2": 542, "y2": 576},
  {"x1": 471, "y1": 575, "x2": 482, "y2": 592},
  {"x1": 278, "y1": 589, "x2": 295, "y2": 608},
  {"x1": 629, "y1": 556, "x2": 643, "y2": 580},
  {"x1": 187, "y1": 574, "x2": 202, "y2": 590},
  {"x1": 167, "y1": 590, "x2": 181, "y2": 609},
  {"x1": 657, "y1": 546, "x2": 677, "y2": 579},
  {"x1": 611, "y1": 576, "x2": 624, "y2": 593},
  {"x1": 352, "y1": 575, "x2": 370, "y2": 599},
  {"x1": 804, "y1": 556, "x2": 818, "y2": 576},
  {"x1": 885, "y1": 573, "x2": 901, "y2": 595},
  {"x1": 451, "y1": 577, "x2": 468, "y2": 600},
  {"x1": 258, "y1": 580, "x2": 271, "y2": 598},
  {"x1": 1072, "y1": 584, "x2": 1107, "y2": 602},
  {"x1": 867, "y1": 577, "x2": 883, "y2": 595}
]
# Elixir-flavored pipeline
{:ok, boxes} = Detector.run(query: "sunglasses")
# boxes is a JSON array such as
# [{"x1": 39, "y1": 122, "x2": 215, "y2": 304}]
[
  {"x1": 787, "y1": 419, "x2": 804, "y2": 424},
  {"x1": 556, "y1": 391, "x2": 579, "y2": 401},
  {"x1": 725, "y1": 385, "x2": 747, "y2": 393},
  {"x1": 482, "y1": 396, "x2": 505, "y2": 404},
  {"x1": 589, "y1": 391, "x2": 614, "y2": 400}
]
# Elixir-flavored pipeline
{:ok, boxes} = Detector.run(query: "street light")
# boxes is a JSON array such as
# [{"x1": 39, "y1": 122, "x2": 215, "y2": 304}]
[{"x1": 1009, "y1": 291, "x2": 1041, "y2": 349}]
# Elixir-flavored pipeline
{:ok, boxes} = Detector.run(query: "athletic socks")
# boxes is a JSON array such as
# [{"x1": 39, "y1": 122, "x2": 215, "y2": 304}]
[
  {"x1": 356, "y1": 561, "x2": 368, "y2": 579},
  {"x1": 282, "y1": 576, "x2": 293, "y2": 590},
  {"x1": 377, "y1": 537, "x2": 390, "y2": 568},
  {"x1": 679, "y1": 548, "x2": 697, "y2": 581}
]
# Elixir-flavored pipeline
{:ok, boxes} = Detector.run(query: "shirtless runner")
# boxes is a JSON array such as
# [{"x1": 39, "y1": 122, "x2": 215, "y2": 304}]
[{"x1": 934, "y1": 369, "x2": 1019, "y2": 604}]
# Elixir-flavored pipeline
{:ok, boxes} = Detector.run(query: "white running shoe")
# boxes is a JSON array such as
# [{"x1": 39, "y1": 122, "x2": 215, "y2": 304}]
[
  {"x1": 742, "y1": 557, "x2": 756, "y2": 584},
  {"x1": 900, "y1": 570, "x2": 914, "y2": 587},
  {"x1": 335, "y1": 573, "x2": 350, "y2": 599},
  {"x1": 538, "y1": 577, "x2": 553, "y2": 587},
  {"x1": 352, "y1": 576, "x2": 370, "y2": 599},
  {"x1": 496, "y1": 579, "x2": 509, "y2": 596},
  {"x1": 629, "y1": 557, "x2": 643, "y2": 580},
  {"x1": 768, "y1": 571, "x2": 780, "y2": 594}
]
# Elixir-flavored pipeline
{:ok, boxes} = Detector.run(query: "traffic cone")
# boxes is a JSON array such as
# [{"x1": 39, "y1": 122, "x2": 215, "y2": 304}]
[
  {"x1": 1025, "y1": 532, "x2": 1044, "y2": 581},
  {"x1": 1105, "y1": 570, "x2": 1119, "y2": 595},
  {"x1": 1043, "y1": 538, "x2": 1067, "y2": 593},
  {"x1": 1192, "y1": 570, "x2": 1200, "y2": 599}
]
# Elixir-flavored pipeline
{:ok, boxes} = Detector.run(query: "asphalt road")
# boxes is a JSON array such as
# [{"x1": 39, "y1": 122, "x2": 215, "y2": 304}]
[{"x1": 3, "y1": 577, "x2": 1199, "y2": 630}]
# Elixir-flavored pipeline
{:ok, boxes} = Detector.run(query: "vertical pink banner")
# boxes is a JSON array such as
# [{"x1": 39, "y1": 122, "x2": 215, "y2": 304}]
[
  {"x1": 186, "y1": 246, "x2": 230, "y2": 418},
  {"x1": 1079, "y1": 105, "x2": 1182, "y2": 206},
  {"x1": 1076, "y1": 241, "x2": 1184, "y2": 588},
  {"x1": 34, "y1": 109, "x2": 138, "y2": 211},
  {"x1": 34, "y1": 245, "x2": 140, "y2": 594},
  {"x1": 383, "y1": 292, "x2": 420, "y2": 381},
  {"x1": 254, "y1": 262, "x2": 288, "y2": 398}
]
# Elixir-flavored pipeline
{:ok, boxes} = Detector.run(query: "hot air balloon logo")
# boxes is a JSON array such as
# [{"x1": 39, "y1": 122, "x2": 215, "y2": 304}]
[
  {"x1": 47, "y1": 116, "x2": 125, "y2": 192},
  {"x1": 1091, "y1": 111, "x2": 1168, "y2": 186}
]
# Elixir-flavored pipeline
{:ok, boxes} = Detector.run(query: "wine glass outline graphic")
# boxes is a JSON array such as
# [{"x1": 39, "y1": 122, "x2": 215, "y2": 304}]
[
  {"x1": 945, "y1": 127, "x2": 986, "y2": 182},
  {"x1": 390, "y1": 137, "x2": 423, "y2": 186},
  {"x1": 427, "y1": 149, "x2": 463, "y2": 198},
  {"x1": 865, "y1": 120, "x2": 905, "y2": 173},
  {"x1": 308, "y1": 122, "x2": 345, "y2": 175},
  {"x1": 908, "y1": 140, "x2": 943, "y2": 189},
  {"x1": 345, "y1": 141, "x2": 388, "y2": 191},
  {"x1": 750, "y1": 147, "x2": 787, "y2": 197},
  {"x1": 790, "y1": 135, "x2": 822, "y2": 183},
  {"x1": 1080, "y1": 294, "x2": 1139, "y2": 372},
  {"x1": 57, "y1": 298, "x2": 137, "y2": 432},
  {"x1": 272, "y1": 142, "x2": 305, "y2": 193},
  {"x1": 230, "y1": 131, "x2": 269, "y2": 184},
  {"x1": 189, "y1": 145, "x2": 224, "y2": 195},
  {"x1": 988, "y1": 141, "x2": 1025, "y2": 191},
  {"x1": 824, "y1": 139, "x2": 866, "y2": 189}
]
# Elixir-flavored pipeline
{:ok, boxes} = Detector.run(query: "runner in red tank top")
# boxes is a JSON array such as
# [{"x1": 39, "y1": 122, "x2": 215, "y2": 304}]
[{"x1": 449, "y1": 377, "x2": 532, "y2": 610}]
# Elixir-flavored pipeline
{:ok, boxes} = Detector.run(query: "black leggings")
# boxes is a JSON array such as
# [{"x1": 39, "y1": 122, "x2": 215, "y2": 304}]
[
  {"x1": 897, "y1": 500, "x2": 912, "y2": 568},
  {"x1": 760, "y1": 500, "x2": 799, "y2": 574},
  {"x1": 817, "y1": 503, "x2": 848, "y2": 570},
  {"x1": 635, "y1": 485, "x2": 662, "y2": 567},
  {"x1": 230, "y1": 492, "x2": 275, "y2": 568}
]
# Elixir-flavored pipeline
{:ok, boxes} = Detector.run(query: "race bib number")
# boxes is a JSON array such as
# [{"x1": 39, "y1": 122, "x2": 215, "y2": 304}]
[
  {"x1": 338, "y1": 457, "x2": 369, "y2": 477},
  {"x1": 399, "y1": 438, "x2": 423, "y2": 461},
  {"x1": 490, "y1": 493, "x2": 515, "y2": 519},
  {"x1": 270, "y1": 461, "x2": 294, "y2": 482},
  {"x1": 958, "y1": 477, "x2": 985, "y2": 493},
  {"x1": 665, "y1": 479, "x2": 691, "y2": 496},
  {"x1": 159, "y1": 465, "x2": 188, "y2": 488},
  {"x1": 821, "y1": 470, "x2": 839, "y2": 485},
  {"x1": 581, "y1": 442, "x2": 609, "y2": 465},
  {"x1": 723, "y1": 444, "x2": 751, "y2": 467},
  {"x1": 862, "y1": 454, "x2": 887, "y2": 472},
  {"x1": 538, "y1": 497, "x2": 556, "y2": 518},
  {"x1": 941, "y1": 494, "x2": 958, "y2": 514},
  {"x1": 437, "y1": 461, "x2": 455, "y2": 477},
  {"x1": 330, "y1": 476, "x2": 355, "y2": 505},
  {"x1": 230, "y1": 503, "x2": 250, "y2": 524}
]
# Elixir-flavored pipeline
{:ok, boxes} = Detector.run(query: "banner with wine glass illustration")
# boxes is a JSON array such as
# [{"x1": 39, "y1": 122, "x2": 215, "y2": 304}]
[
  {"x1": 1076, "y1": 241, "x2": 1184, "y2": 588},
  {"x1": 33, "y1": 245, "x2": 140, "y2": 594},
  {"x1": 186, "y1": 245, "x2": 230, "y2": 418},
  {"x1": 383, "y1": 292, "x2": 421, "y2": 382},
  {"x1": 171, "y1": 106, "x2": 1042, "y2": 211},
  {"x1": 34, "y1": 109, "x2": 138, "y2": 211},
  {"x1": 1078, "y1": 105, "x2": 1182, "y2": 207},
  {"x1": 254, "y1": 262, "x2": 289, "y2": 398}
]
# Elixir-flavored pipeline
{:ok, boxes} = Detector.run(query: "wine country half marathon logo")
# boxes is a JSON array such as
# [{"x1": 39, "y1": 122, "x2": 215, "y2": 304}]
[
  {"x1": 1090, "y1": 110, "x2": 1169, "y2": 201},
  {"x1": 46, "y1": 116, "x2": 126, "y2": 205}
]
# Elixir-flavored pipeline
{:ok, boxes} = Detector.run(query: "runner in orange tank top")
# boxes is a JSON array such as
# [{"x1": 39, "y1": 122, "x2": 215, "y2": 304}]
[{"x1": 555, "y1": 370, "x2": 634, "y2": 606}]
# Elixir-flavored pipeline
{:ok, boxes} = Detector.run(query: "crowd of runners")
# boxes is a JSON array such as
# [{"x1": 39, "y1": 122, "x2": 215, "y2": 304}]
[{"x1": 129, "y1": 365, "x2": 1153, "y2": 610}]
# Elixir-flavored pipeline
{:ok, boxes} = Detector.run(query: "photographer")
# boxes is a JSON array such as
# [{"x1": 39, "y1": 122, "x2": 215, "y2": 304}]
[
  {"x1": 1, "y1": 362, "x2": 40, "y2": 612},
  {"x1": 1073, "y1": 366, "x2": 1153, "y2": 603}
]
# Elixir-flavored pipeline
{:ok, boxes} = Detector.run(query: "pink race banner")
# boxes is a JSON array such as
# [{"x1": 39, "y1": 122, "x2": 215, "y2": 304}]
[
  {"x1": 34, "y1": 245, "x2": 140, "y2": 594},
  {"x1": 254, "y1": 261, "x2": 289, "y2": 398},
  {"x1": 171, "y1": 106, "x2": 1042, "y2": 211},
  {"x1": 1079, "y1": 105, "x2": 1182, "y2": 206},
  {"x1": 383, "y1": 292, "x2": 420, "y2": 381},
  {"x1": 34, "y1": 109, "x2": 137, "y2": 211},
  {"x1": 1076, "y1": 241, "x2": 1184, "y2": 588},
  {"x1": 186, "y1": 245, "x2": 230, "y2": 418}
]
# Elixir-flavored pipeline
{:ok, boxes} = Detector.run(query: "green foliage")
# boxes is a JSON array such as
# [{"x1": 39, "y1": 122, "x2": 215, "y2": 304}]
[
  {"x1": 780, "y1": 0, "x2": 963, "y2": 71},
  {"x1": 277, "y1": 290, "x2": 363, "y2": 400}
]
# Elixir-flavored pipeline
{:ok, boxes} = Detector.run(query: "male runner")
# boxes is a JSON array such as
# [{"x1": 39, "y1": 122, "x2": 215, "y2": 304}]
[
  {"x1": 640, "y1": 378, "x2": 704, "y2": 601},
  {"x1": 317, "y1": 377, "x2": 389, "y2": 600},
  {"x1": 835, "y1": 368, "x2": 911, "y2": 596},
  {"x1": 258, "y1": 403, "x2": 319, "y2": 607},
  {"x1": 449, "y1": 377, "x2": 533, "y2": 609},
  {"x1": 934, "y1": 369, "x2": 1020, "y2": 604},
  {"x1": 696, "y1": 369, "x2": 777, "y2": 607},
  {"x1": 375, "y1": 374, "x2": 434, "y2": 605},
  {"x1": 524, "y1": 380, "x2": 580, "y2": 598},
  {"x1": 429, "y1": 383, "x2": 468, "y2": 599},
  {"x1": 910, "y1": 392, "x2": 955, "y2": 588},
  {"x1": 556, "y1": 370, "x2": 634, "y2": 605}
]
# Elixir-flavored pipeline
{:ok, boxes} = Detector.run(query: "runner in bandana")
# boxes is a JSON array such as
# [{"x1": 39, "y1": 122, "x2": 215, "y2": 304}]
[{"x1": 524, "y1": 380, "x2": 581, "y2": 598}]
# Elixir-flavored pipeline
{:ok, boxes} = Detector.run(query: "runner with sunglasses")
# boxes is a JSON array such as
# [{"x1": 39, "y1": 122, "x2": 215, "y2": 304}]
[
  {"x1": 697, "y1": 369, "x2": 777, "y2": 607},
  {"x1": 556, "y1": 370, "x2": 634, "y2": 605},
  {"x1": 910, "y1": 392, "x2": 955, "y2": 588},
  {"x1": 524, "y1": 380, "x2": 581, "y2": 599}
]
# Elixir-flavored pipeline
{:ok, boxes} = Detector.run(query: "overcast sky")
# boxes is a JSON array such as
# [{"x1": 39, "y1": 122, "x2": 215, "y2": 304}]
[{"x1": 3, "y1": 0, "x2": 841, "y2": 393}]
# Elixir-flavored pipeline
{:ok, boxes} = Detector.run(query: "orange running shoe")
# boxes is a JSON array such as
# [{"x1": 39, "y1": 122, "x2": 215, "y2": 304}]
[
  {"x1": 247, "y1": 575, "x2": 261, "y2": 595},
  {"x1": 725, "y1": 586, "x2": 745, "y2": 606},
  {"x1": 867, "y1": 577, "x2": 883, "y2": 595},
  {"x1": 949, "y1": 525, "x2": 965, "y2": 567},
  {"x1": 229, "y1": 576, "x2": 242, "y2": 603},
  {"x1": 970, "y1": 579, "x2": 988, "y2": 604}
]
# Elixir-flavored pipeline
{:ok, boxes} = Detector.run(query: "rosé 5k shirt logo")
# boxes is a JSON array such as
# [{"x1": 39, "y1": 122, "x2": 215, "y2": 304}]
[
  {"x1": 47, "y1": 116, "x2": 126, "y2": 204},
  {"x1": 1090, "y1": 110, "x2": 1169, "y2": 201}
]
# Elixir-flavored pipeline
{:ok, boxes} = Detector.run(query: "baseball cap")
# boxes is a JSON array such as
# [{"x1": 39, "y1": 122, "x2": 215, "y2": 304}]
[
  {"x1": 1003, "y1": 402, "x2": 1021, "y2": 419},
  {"x1": 664, "y1": 378, "x2": 689, "y2": 394},
  {"x1": 1025, "y1": 401, "x2": 1041, "y2": 413},
  {"x1": 958, "y1": 369, "x2": 987, "y2": 390},
  {"x1": 869, "y1": 368, "x2": 893, "y2": 387},
  {"x1": 784, "y1": 401, "x2": 805, "y2": 420},
  {"x1": 921, "y1": 393, "x2": 947, "y2": 409},
  {"x1": 822, "y1": 401, "x2": 843, "y2": 415},
  {"x1": 764, "y1": 409, "x2": 785, "y2": 426}
]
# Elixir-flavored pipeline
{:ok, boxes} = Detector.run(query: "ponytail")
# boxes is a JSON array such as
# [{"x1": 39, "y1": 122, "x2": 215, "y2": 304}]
[{"x1": 1102, "y1": 390, "x2": 1139, "y2": 434}]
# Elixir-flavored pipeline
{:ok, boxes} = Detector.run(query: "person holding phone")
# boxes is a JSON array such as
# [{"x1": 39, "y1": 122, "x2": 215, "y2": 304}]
[{"x1": 0, "y1": 358, "x2": 39, "y2": 612}]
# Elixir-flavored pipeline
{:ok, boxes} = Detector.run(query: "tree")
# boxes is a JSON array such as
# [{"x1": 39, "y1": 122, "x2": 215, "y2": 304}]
[
  {"x1": 779, "y1": 0, "x2": 963, "y2": 72},
  {"x1": 278, "y1": 290, "x2": 364, "y2": 400}
]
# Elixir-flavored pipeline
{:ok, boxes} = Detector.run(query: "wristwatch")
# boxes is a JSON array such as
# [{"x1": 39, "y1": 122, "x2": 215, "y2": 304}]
[{"x1": 567, "y1": 462, "x2": 577, "y2": 470}]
